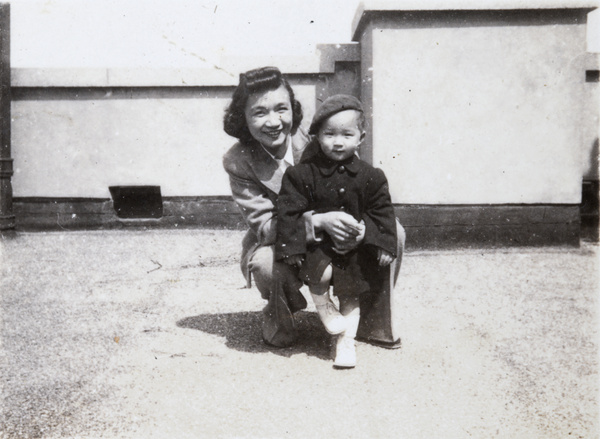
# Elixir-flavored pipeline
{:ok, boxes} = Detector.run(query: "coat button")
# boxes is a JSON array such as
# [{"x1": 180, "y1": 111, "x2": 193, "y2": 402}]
[
  {"x1": 338, "y1": 165, "x2": 346, "y2": 173},
  {"x1": 340, "y1": 205, "x2": 346, "y2": 211},
  {"x1": 339, "y1": 188, "x2": 346, "y2": 194}
]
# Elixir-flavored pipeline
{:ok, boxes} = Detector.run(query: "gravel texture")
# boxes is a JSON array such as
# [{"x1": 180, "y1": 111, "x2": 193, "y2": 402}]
[{"x1": 0, "y1": 229, "x2": 598, "y2": 438}]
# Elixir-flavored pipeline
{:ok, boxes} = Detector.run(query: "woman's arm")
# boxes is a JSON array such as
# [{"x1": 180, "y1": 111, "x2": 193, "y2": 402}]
[
  {"x1": 225, "y1": 167, "x2": 278, "y2": 247},
  {"x1": 224, "y1": 149, "x2": 318, "y2": 248}
]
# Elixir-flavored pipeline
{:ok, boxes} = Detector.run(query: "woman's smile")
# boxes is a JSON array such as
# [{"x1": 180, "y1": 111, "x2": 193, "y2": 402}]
[{"x1": 264, "y1": 128, "x2": 283, "y2": 138}]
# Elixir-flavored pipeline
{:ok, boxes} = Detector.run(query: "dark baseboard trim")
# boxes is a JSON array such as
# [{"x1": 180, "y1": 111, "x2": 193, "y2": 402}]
[
  {"x1": 394, "y1": 204, "x2": 581, "y2": 248},
  {"x1": 12, "y1": 196, "x2": 246, "y2": 231},
  {"x1": 11, "y1": 197, "x2": 583, "y2": 248}
]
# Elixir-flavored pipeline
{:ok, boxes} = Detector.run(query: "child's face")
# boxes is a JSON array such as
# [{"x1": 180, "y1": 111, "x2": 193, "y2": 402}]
[
  {"x1": 317, "y1": 110, "x2": 365, "y2": 162},
  {"x1": 244, "y1": 85, "x2": 293, "y2": 150}
]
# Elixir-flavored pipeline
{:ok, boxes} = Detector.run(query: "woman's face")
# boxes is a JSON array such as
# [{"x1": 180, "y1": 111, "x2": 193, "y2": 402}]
[{"x1": 244, "y1": 85, "x2": 293, "y2": 150}]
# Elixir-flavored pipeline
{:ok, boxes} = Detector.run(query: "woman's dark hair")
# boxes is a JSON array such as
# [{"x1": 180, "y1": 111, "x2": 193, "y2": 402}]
[{"x1": 224, "y1": 66, "x2": 303, "y2": 144}]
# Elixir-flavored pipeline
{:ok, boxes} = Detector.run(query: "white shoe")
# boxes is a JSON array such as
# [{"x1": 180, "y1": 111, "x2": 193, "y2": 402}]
[
  {"x1": 314, "y1": 301, "x2": 346, "y2": 335},
  {"x1": 334, "y1": 335, "x2": 356, "y2": 369}
]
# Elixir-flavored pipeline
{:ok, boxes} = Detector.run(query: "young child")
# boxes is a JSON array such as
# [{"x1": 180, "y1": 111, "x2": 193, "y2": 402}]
[{"x1": 275, "y1": 95, "x2": 397, "y2": 368}]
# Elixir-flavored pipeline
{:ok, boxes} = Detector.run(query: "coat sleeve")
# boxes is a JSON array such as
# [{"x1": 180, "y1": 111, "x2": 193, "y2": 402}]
[
  {"x1": 275, "y1": 166, "x2": 311, "y2": 261},
  {"x1": 223, "y1": 147, "x2": 277, "y2": 246},
  {"x1": 362, "y1": 168, "x2": 398, "y2": 256}
]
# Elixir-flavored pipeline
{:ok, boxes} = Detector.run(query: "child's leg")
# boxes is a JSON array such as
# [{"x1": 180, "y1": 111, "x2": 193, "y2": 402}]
[
  {"x1": 334, "y1": 296, "x2": 360, "y2": 368},
  {"x1": 308, "y1": 263, "x2": 332, "y2": 296},
  {"x1": 308, "y1": 265, "x2": 346, "y2": 335}
]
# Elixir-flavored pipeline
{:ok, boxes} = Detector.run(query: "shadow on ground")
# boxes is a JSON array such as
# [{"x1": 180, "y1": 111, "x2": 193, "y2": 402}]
[{"x1": 177, "y1": 311, "x2": 333, "y2": 361}]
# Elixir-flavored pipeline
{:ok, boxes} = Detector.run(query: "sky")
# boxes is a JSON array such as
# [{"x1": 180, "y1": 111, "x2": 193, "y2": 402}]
[
  {"x1": 8, "y1": 0, "x2": 361, "y2": 68},
  {"x1": 6, "y1": 0, "x2": 600, "y2": 69}
]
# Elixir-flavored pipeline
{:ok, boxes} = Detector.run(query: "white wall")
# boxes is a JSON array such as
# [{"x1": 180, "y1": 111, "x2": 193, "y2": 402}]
[
  {"x1": 373, "y1": 23, "x2": 588, "y2": 204},
  {"x1": 11, "y1": 84, "x2": 316, "y2": 198}
]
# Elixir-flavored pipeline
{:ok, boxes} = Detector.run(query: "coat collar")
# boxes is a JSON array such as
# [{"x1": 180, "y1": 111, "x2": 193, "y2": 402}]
[{"x1": 314, "y1": 150, "x2": 360, "y2": 177}]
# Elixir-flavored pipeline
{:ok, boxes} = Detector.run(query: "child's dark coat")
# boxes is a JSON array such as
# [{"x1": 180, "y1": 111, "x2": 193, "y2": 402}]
[{"x1": 276, "y1": 144, "x2": 397, "y2": 297}]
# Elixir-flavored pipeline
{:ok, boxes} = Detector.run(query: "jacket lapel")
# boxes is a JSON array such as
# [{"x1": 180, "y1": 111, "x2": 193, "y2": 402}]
[{"x1": 249, "y1": 145, "x2": 282, "y2": 195}]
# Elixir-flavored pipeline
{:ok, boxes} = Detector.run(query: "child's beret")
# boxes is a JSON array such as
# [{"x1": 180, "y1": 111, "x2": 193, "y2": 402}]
[{"x1": 309, "y1": 94, "x2": 364, "y2": 135}]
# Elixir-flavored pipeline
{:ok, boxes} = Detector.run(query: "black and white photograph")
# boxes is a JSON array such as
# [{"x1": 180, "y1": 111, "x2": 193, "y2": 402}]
[{"x1": 1, "y1": 0, "x2": 599, "y2": 437}]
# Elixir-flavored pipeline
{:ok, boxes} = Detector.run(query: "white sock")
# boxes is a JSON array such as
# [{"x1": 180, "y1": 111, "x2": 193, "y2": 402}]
[
  {"x1": 344, "y1": 308, "x2": 361, "y2": 339},
  {"x1": 310, "y1": 291, "x2": 330, "y2": 307}
]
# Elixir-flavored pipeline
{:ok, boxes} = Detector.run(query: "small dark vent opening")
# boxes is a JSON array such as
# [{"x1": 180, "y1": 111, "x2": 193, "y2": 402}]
[
  {"x1": 586, "y1": 70, "x2": 599, "y2": 83},
  {"x1": 109, "y1": 186, "x2": 163, "y2": 219}
]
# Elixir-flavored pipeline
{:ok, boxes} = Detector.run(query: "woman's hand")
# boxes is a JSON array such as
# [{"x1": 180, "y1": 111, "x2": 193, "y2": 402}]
[
  {"x1": 313, "y1": 212, "x2": 364, "y2": 250},
  {"x1": 377, "y1": 249, "x2": 394, "y2": 266},
  {"x1": 354, "y1": 220, "x2": 366, "y2": 243},
  {"x1": 284, "y1": 255, "x2": 304, "y2": 268}
]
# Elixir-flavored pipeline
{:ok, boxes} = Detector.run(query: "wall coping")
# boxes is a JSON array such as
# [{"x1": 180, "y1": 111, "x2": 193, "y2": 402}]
[
  {"x1": 11, "y1": 45, "x2": 361, "y2": 88},
  {"x1": 11, "y1": 68, "x2": 237, "y2": 88},
  {"x1": 352, "y1": 0, "x2": 599, "y2": 40}
]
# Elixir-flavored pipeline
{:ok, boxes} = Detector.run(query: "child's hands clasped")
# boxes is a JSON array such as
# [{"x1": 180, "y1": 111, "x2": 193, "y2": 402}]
[
  {"x1": 377, "y1": 249, "x2": 393, "y2": 266},
  {"x1": 284, "y1": 254, "x2": 304, "y2": 267}
]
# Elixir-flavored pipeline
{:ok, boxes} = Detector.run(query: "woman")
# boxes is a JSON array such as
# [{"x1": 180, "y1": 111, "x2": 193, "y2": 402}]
[{"x1": 222, "y1": 66, "x2": 405, "y2": 348}]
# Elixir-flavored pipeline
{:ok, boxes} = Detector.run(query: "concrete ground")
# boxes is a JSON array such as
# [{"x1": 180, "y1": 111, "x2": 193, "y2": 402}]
[{"x1": 0, "y1": 229, "x2": 598, "y2": 439}]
